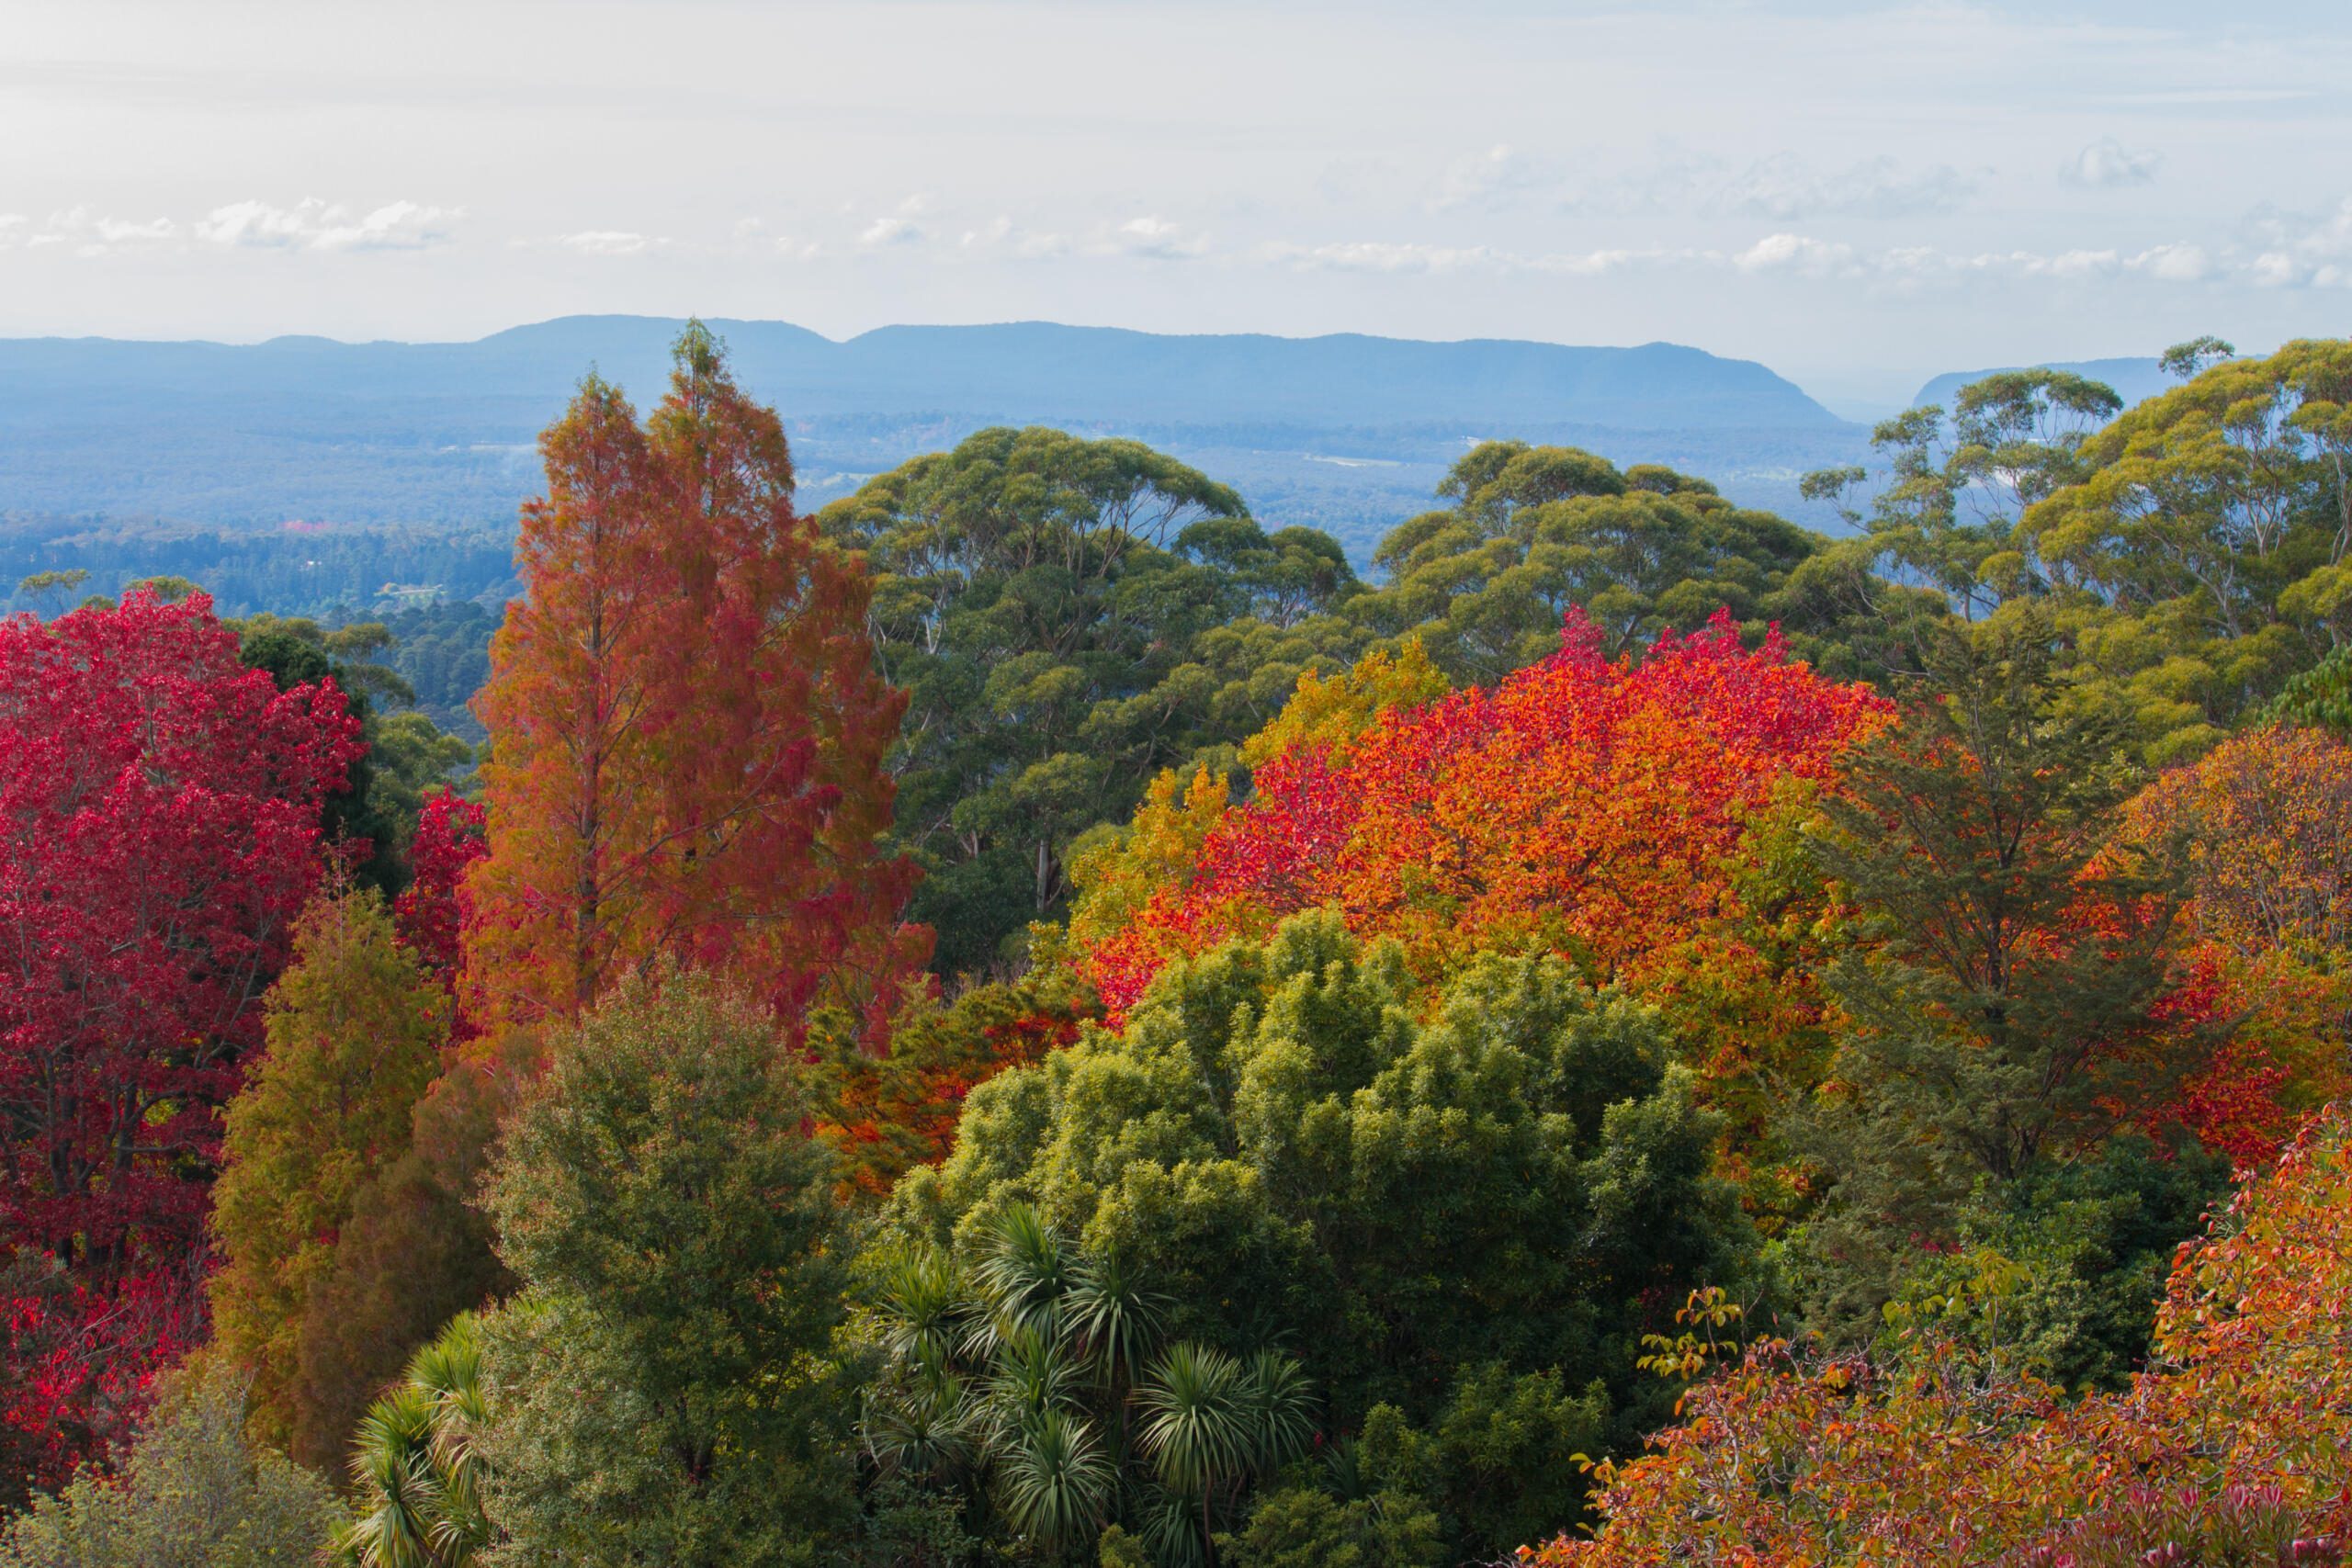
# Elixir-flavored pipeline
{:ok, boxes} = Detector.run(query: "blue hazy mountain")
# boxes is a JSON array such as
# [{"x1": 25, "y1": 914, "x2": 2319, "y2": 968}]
[
  {"x1": 1911, "y1": 357, "x2": 2173, "y2": 415},
  {"x1": 0, "y1": 317, "x2": 1866, "y2": 572}
]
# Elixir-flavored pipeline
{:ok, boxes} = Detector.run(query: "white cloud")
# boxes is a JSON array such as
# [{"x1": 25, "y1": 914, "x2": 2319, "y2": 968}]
[
  {"x1": 33, "y1": 206, "x2": 180, "y2": 255},
  {"x1": 858, "y1": 215, "x2": 922, "y2": 247},
  {"x1": 196, "y1": 197, "x2": 455, "y2": 251},
  {"x1": 1714, "y1": 154, "x2": 1974, "y2": 220},
  {"x1": 1430, "y1": 144, "x2": 1562, "y2": 211},
  {"x1": 1733, "y1": 232, "x2": 1859, "y2": 276},
  {"x1": 2129, "y1": 243, "x2": 2213, "y2": 282},
  {"x1": 1263, "y1": 238, "x2": 1707, "y2": 277},
  {"x1": 2062, "y1": 137, "x2": 2162, "y2": 188},
  {"x1": 1263, "y1": 239, "x2": 1505, "y2": 274},
  {"x1": 1256, "y1": 230, "x2": 2242, "y2": 290},
  {"x1": 2238, "y1": 197, "x2": 2352, "y2": 288},
  {"x1": 857, "y1": 194, "x2": 933, "y2": 249},
  {"x1": 957, "y1": 216, "x2": 1069, "y2": 260},
  {"x1": 1102, "y1": 215, "x2": 1207, "y2": 261},
  {"x1": 733, "y1": 217, "x2": 824, "y2": 260},
  {"x1": 552, "y1": 230, "x2": 665, "y2": 256}
]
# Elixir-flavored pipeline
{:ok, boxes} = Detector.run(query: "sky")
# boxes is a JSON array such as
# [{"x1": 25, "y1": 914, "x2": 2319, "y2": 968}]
[{"x1": 6, "y1": 0, "x2": 2352, "y2": 413}]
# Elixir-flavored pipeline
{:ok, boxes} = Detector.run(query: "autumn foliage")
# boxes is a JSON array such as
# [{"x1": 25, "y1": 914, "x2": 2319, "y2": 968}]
[
  {"x1": 0, "y1": 589, "x2": 358, "y2": 1497},
  {"x1": 2126, "y1": 724, "x2": 2352, "y2": 1163},
  {"x1": 1523, "y1": 1106, "x2": 2352, "y2": 1567},
  {"x1": 463, "y1": 328, "x2": 922, "y2": 1048},
  {"x1": 393, "y1": 787, "x2": 486, "y2": 989},
  {"x1": 1083, "y1": 608, "x2": 1891, "y2": 1019}
]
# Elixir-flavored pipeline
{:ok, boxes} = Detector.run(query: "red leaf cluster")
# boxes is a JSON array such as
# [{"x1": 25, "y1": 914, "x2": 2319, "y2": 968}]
[
  {"x1": 0, "y1": 588, "x2": 358, "y2": 1486},
  {"x1": 394, "y1": 787, "x2": 486, "y2": 996},
  {"x1": 1086, "y1": 608, "x2": 1891, "y2": 1019}
]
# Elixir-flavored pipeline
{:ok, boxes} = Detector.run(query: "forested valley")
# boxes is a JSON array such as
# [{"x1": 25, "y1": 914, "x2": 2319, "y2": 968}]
[{"x1": 8, "y1": 322, "x2": 2352, "y2": 1567}]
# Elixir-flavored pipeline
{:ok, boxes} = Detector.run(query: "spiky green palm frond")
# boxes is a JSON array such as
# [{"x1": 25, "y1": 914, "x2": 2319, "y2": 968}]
[
  {"x1": 1135, "y1": 1483, "x2": 1215, "y2": 1568},
  {"x1": 1136, "y1": 1342, "x2": 1249, "y2": 1497},
  {"x1": 983, "y1": 1321, "x2": 1084, "y2": 1435},
  {"x1": 336, "y1": 1385, "x2": 443, "y2": 1568},
  {"x1": 876, "y1": 1246, "x2": 972, "y2": 1378},
  {"x1": 336, "y1": 1315, "x2": 492, "y2": 1568},
  {"x1": 1237, "y1": 1349, "x2": 1315, "y2": 1476},
  {"x1": 1066, "y1": 1252, "x2": 1170, "y2": 1383},
  {"x1": 994, "y1": 1407, "x2": 1111, "y2": 1550},
  {"x1": 974, "y1": 1202, "x2": 1079, "y2": 1342},
  {"x1": 865, "y1": 1371, "x2": 978, "y2": 1482}
]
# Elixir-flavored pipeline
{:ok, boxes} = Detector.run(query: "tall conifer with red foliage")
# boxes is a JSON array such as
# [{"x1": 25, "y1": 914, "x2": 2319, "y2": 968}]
[
  {"x1": 464, "y1": 324, "x2": 922, "y2": 1048},
  {"x1": 0, "y1": 588, "x2": 359, "y2": 1499}
]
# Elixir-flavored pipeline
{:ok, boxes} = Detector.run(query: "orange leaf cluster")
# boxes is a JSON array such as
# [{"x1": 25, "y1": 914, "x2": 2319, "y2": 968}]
[
  {"x1": 1084, "y1": 609, "x2": 1891, "y2": 1021},
  {"x1": 2125, "y1": 724, "x2": 2352, "y2": 1162},
  {"x1": 1522, "y1": 1108, "x2": 2352, "y2": 1567}
]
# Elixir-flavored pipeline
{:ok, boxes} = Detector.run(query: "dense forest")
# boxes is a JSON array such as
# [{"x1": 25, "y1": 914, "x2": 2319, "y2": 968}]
[{"x1": 6, "y1": 323, "x2": 2352, "y2": 1567}]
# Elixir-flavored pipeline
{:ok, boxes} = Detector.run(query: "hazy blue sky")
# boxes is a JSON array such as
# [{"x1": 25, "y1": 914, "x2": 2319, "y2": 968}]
[{"x1": 6, "y1": 0, "x2": 2351, "y2": 409}]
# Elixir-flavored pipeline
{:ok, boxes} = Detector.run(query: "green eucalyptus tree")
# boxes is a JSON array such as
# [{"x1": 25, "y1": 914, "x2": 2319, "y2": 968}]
[
  {"x1": 2017, "y1": 338, "x2": 2352, "y2": 756},
  {"x1": 1351, "y1": 440, "x2": 1943, "y2": 688},
  {"x1": 818, "y1": 428, "x2": 1360, "y2": 975}
]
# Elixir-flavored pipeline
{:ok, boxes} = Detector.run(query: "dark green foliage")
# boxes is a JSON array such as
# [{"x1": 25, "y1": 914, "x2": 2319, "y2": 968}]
[
  {"x1": 1796, "y1": 615, "x2": 2209, "y2": 1336},
  {"x1": 1352, "y1": 442, "x2": 1813, "y2": 682},
  {"x1": 1883, "y1": 1132, "x2": 2230, "y2": 1393},
  {"x1": 1351, "y1": 440, "x2": 1946, "y2": 687},
  {"x1": 0, "y1": 1362, "x2": 337, "y2": 1568},
  {"x1": 818, "y1": 427, "x2": 1361, "y2": 975},
  {"x1": 372, "y1": 601, "x2": 498, "y2": 742},
  {"x1": 234, "y1": 611, "x2": 475, "y2": 895},
  {"x1": 2260, "y1": 641, "x2": 2352, "y2": 736},
  {"x1": 861, "y1": 1208, "x2": 1315, "y2": 1565},
  {"x1": 476, "y1": 973, "x2": 865, "y2": 1567},
  {"x1": 887, "y1": 913, "x2": 1754, "y2": 1559}
]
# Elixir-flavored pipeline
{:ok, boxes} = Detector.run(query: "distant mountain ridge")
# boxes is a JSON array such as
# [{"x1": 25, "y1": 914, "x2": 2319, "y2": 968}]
[
  {"x1": 1910, "y1": 356, "x2": 2173, "y2": 415},
  {"x1": 2, "y1": 314, "x2": 1842, "y2": 430},
  {"x1": 0, "y1": 316, "x2": 1865, "y2": 572}
]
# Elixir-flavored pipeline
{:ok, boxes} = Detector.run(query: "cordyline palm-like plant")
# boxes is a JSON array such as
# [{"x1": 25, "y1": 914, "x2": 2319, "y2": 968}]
[
  {"x1": 862, "y1": 1204, "x2": 1315, "y2": 1564},
  {"x1": 334, "y1": 1314, "x2": 491, "y2": 1568}
]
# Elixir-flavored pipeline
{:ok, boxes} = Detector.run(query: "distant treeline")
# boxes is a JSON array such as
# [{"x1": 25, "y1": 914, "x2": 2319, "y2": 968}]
[{"x1": 0, "y1": 517, "x2": 518, "y2": 619}]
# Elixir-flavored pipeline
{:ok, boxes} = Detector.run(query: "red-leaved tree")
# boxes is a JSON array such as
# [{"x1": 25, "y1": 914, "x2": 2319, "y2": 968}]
[
  {"x1": 394, "y1": 787, "x2": 487, "y2": 994},
  {"x1": 464, "y1": 324, "x2": 923, "y2": 1050},
  {"x1": 1085, "y1": 608, "x2": 1891, "y2": 1020},
  {"x1": 0, "y1": 588, "x2": 359, "y2": 1498}
]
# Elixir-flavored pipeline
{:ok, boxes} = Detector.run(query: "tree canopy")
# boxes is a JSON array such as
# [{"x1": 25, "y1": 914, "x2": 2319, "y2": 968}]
[{"x1": 819, "y1": 426, "x2": 1361, "y2": 975}]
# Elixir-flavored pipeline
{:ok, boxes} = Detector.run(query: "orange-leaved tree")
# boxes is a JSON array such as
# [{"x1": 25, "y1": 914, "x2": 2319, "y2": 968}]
[
  {"x1": 1521, "y1": 1107, "x2": 2352, "y2": 1567},
  {"x1": 1081, "y1": 608, "x2": 1891, "y2": 1021},
  {"x1": 465, "y1": 323, "x2": 923, "y2": 1048},
  {"x1": 2125, "y1": 722, "x2": 2352, "y2": 1163}
]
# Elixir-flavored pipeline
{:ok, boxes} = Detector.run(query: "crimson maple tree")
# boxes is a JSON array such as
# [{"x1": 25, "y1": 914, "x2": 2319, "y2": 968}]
[{"x1": 0, "y1": 587, "x2": 359, "y2": 1497}]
